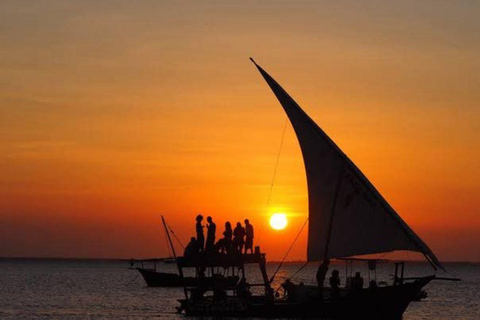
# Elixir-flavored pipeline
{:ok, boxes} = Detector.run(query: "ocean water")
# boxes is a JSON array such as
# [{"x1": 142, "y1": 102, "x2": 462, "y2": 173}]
[{"x1": 0, "y1": 259, "x2": 478, "y2": 319}]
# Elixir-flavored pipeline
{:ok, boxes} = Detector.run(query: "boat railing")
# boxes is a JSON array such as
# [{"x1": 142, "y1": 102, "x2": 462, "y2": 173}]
[
  {"x1": 176, "y1": 247, "x2": 273, "y2": 298},
  {"x1": 177, "y1": 251, "x2": 265, "y2": 268}
]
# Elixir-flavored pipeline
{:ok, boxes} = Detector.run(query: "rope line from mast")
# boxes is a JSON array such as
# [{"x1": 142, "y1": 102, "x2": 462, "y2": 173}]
[
  {"x1": 163, "y1": 223, "x2": 173, "y2": 257},
  {"x1": 168, "y1": 226, "x2": 185, "y2": 249},
  {"x1": 273, "y1": 260, "x2": 310, "y2": 295},
  {"x1": 264, "y1": 118, "x2": 288, "y2": 215},
  {"x1": 289, "y1": 260, "x2": 310, "y2": 280},
  {"x1": 269, "y1": 217, "x2": 309, "y2": 283},
  {"x1": 258, "y1": 118, "x2": 288, "y2": 243}
]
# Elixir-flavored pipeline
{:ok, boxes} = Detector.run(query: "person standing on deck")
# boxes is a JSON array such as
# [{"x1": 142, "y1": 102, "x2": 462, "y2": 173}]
[
  {"x1": 316, "y1": 258, "x2": 330, "y2": 296},
  {"x1": 218, "y1": 222, "x2": 233, "y2": 253},
  {"x1": 244, "y1": 219, "x2": 254, "y2": 254},
  {"x1": 206, "y1": 216, "x2": 216, "y2": 253},
  {"x1": 351, "y1": 272, "x2": 364, "y2": 291},
  {"x1": 195, "y1": 214, "x2": 205, "y2": 252},
  {"x1": 329, "y1": 269, "x2": 341, "y2": 300},
  {"x1": 224, "y1": 222, "x2": 233, "y2": 250},
  {"x1": 233, "y1": 222, "x2": 246, "y2": 252}
]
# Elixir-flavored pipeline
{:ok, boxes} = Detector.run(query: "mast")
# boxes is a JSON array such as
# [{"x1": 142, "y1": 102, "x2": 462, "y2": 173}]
[
  {"x1": 161, "y1": 215, "x2": 188, "y2": 298},
  {"x1": 162, "y1": 215, "x2": 177, "y2": 259}
]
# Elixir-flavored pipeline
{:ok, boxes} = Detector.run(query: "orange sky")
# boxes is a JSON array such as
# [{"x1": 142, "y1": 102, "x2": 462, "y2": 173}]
[{"x1": 1, "y1": 1, "x2": 479, "y2": 261}]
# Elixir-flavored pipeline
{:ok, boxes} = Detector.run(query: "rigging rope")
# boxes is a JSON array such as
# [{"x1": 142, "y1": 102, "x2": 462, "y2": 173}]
[
  {"x1": 163, "y1": 224, "x2": 173, "y2": 257},
  {"x1": 264, "y1": 119, "x2": 288, "y2": 215},
  {"x1": 125, "y1": 273, "x2": 140, "y2": 286},
  {"x1": 258, "y1": 119, "x2": 288, "y2": 243},
  {"x1": 269, "y1": 217, "x2": 309, "y2": 283},
  {"x1": 168, "y1": 226, "x2": 185, "y2": 249},
  {"x1": 289, "y1": 260, "x2": 310, "y2": 280},
  {"x1": 274, "y1": 260, "x2": 310, "y2": 295}
]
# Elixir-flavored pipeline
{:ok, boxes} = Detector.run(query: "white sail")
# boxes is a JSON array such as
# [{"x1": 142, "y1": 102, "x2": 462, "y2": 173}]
[{"x1": 251, "y1": 59, "x2": 443, "y2": 269}]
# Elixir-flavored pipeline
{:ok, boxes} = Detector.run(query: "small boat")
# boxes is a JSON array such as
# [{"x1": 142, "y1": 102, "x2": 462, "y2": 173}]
[
  {"x1": 174, "y1": 59, "x2": 459, "y2": 319},
  {"x1": 177, "y1": 252, "x2": 436, "y2": 319},
  {"x1": 135, "y1": 265, "x2": 239, "y2": 288},
  {"x1": 129, "y1": 257, "x2": 183, "y2": 287},
  {"x1": 136, "y1": 266, "x2": 183, "y2": 287},
  {"x1": 128, "y1": 216, "x2": 184, "y2": 288},
  {"x1": 131, "y1": 216, "x2": 239, "y2": 288}
]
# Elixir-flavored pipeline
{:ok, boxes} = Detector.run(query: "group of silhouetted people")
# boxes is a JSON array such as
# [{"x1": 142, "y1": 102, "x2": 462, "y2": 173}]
[
  {"x1": 184, "y1": 214, "x2": 254, "y2": 257},
  {"x1": 310, "y1": 258, "x2": 380, "y2": 301}
]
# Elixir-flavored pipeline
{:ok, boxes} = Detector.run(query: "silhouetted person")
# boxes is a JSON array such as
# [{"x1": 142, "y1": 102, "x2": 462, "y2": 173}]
[
  {"x1": 206, "y1": 216, "x2": 216, "y2": 253},
  {"x1": 296, "y1": 282, "x2": 307, "y2": 301},
  {"x1": 237, "y1": 277, "x2": 252, "y2": 299},
  {"x1": 351, "y1": 272, "x2": 364, "y2": 290},
  {"x1": 224, "y1": 222, "x2": 233, "y2": 237},
  {"x1": 368, "y1": 279, "x2": 377, "y2": 291},
  {"x1": 316, "y1": 258, "x2": 330, "y2": 296},
  {"x1": 213, "y1": 280, "x2": 227, "y2": 302},
  {"x1": 216, "y1": 222, "x2": 233, "y2": 253},
  {"x1": 195, "y1": 214, "x2": 204, "y2": 252},
  {"x1": 233, "y1": 222, "x2": 246, "y2": 252},
  {"x1": 281, "y1": 279, "x2": 296, "y2": 301},
  {"x1": 184, "y1": 237, "x2": 199, "y2": 258},
  {"x1": 244, "y1": 219, "x2": 254, "y2": 254},
  {"x1": 329, "y1": 269, "x2": 341, "y2": 300},
  {"x1": 190, "y1": 287, "x2": 204, "y2": 301}
]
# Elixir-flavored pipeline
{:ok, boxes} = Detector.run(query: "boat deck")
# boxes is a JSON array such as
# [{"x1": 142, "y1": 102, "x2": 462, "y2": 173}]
[{"x1": 177, "y1": 251, "x2": 265, "y2": 268}]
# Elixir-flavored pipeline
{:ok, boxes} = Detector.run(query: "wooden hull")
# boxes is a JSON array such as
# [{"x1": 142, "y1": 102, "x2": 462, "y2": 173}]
[
  {"x1": 137, "y1": 268, "x2": 239, "y2": 288},
  {"x1": 137, "y1": 268, "x2": 183, "y2": 287},
  {"x1": 180, "y1": 276, "x2": 433, "y2": 319}
]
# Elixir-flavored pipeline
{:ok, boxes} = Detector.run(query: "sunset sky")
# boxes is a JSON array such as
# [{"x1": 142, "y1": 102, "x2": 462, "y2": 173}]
[{"x1": 1, "y1": 1, "x2": 479, "y2": 262}]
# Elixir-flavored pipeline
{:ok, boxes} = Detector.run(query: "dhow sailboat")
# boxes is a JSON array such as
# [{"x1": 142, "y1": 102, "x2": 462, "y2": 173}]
[{"x1": 175, "y1": 59, "x2": 457, "y2": 319}]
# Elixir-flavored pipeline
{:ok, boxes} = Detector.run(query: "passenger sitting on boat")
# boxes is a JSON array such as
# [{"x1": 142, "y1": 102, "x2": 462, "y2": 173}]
[
  {"x1": 233, "y1": 222, "x2": 246, "y2": 252},
  {"x1": 351, "y1": 272, "x2": 364, "y2": 290},
  {"x1": 237, "y1": 277, "x2": 252, "y2": 299},
  {"x1": 368, "y1": 279, "x2": 378, "y2": 291},
  {"x1": 190, "y1": 287, "x2": 204, "y2": 301},
  {"x1": 213, "y1": 281, "x2": 227, "y2": 302},
  {"x1": 281, "y1": 279, "x2": 296, "y2": 301},
  {"x1": 206, "y1": 216, "x2": 216, "y2": 253},
  {"x1": 184, "y1": 237, "x2": 200, "y2": 258},
  {"x1": 296, "y1": 282, "x2": 308, "y2": 302},
  {"x1": 216, "y1": 222, "x2": 233, "y2": 253},
  {"x1": 196, "y1": 214, "x2": 204, "y2": 252},
  {"x1": 329, "y1": 270, "x2": 341, "y2": 299},
  {"x1": 244, "y1": 219, "x2": 254, "y2": 254}
]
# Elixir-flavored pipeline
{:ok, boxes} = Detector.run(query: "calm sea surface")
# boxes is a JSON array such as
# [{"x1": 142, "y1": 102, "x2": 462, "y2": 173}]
[{"x1": 1, "y1": 259, "x2": 478, "y2": 319}]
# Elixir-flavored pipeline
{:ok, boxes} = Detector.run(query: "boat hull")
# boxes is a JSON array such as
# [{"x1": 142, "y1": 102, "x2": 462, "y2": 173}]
[
  {"x1": 180, "y1": 276, "x2": 433, "y2": 319},
  {"x1": 137, "y1": 268, "x2": 183, "y2": 287},
  {"x1": 137, "y1": 268, "x2": 239, "y2": 288}
]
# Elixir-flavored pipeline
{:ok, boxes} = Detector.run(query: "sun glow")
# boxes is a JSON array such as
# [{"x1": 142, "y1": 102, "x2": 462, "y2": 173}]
[{"x1": 269, "y1": 213, "x2": 288, "y2": 230}]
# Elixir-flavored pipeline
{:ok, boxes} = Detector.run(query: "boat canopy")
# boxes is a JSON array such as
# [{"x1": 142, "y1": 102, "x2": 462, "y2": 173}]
[{"x1": 251, "y1": 59, "x2": 443, "y2": 270}]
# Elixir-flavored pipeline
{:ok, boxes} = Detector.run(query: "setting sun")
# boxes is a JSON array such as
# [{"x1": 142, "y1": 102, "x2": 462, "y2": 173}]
[{"x1": 270, "y1": 213, "x2": 288, "y2": 230}]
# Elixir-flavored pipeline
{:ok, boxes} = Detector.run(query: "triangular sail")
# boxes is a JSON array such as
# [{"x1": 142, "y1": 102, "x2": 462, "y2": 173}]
[{"x1": 251, "y1": 59, "x2": 442, "y2": 269}]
